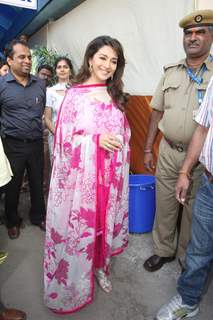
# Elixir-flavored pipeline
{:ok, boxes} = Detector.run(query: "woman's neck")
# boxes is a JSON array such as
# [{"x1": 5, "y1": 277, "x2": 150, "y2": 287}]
[
  {"x1": 58, "y1": 79, "x2": 69, "y2": 84},
  {"x1": 83, "y1": 76, "x2": 106, "y2": 86}
]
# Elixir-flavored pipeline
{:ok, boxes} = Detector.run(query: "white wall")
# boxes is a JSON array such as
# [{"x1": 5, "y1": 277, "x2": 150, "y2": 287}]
[
  {"x1": 29, "y1": 25, "x2": 47, "y2": 47},
  {"x1": 31, "y1": 0, "x2": 196, "y2": 95},
  {"x1": 196, "y1": 0, "x2": 213, "y2": 9},
  {"x1": 196, "y1": 0, "x2": 213, "y2": 55}
]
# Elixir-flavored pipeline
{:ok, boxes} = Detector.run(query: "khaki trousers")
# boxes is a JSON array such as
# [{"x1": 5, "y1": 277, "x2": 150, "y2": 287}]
[{"x1": 152, "y1": 138, "x2": 203, "y2": 260}]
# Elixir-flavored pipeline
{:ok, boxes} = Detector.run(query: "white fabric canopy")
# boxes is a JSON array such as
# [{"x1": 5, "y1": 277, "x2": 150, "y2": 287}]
[{"x1": 45, "y1": 0, "x2": 196, "y2": 95}]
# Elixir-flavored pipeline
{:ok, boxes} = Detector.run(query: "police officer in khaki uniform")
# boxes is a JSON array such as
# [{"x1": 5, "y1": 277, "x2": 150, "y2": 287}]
[{"x1": 143, "y1": 10, "x2": 213, "y2": 272}]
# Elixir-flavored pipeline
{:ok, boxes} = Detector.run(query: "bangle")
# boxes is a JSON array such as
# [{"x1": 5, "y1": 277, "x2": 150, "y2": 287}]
[
  {"x1": 144, "y1": 149, "x2": 152, "y2": 153},
  {"x1": 179, "y1": 170, "x2": 190, "y2": 179}
]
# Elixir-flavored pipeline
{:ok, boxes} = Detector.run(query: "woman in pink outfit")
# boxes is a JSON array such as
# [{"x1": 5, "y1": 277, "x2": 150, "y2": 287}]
[{"x1": 44, "y1": 35, "x2": 130, "y2": 314}]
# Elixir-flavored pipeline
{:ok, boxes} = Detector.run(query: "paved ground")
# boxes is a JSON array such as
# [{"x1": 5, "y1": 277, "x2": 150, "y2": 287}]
[{"x1": 0, "y1": 193, "x2": 212, "y2": 320}]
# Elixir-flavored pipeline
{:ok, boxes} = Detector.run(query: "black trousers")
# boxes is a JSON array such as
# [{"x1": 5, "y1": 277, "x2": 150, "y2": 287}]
[{"x1": 2, "y1": 137, "x2": 46, "y2": 228}]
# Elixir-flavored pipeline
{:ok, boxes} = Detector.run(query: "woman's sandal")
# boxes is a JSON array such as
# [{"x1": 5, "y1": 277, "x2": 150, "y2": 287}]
[{"x1": 94, "y1": 269, "x2": 112, "y2": 293}]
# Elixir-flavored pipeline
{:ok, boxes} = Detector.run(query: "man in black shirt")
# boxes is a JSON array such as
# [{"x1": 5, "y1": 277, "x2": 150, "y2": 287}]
[
  {"x1": 37, "y1": 64, "x2": 53, "y2": 87},
  {"x1": 0, "y1": 40, "x2": 46, "y2": 239}
]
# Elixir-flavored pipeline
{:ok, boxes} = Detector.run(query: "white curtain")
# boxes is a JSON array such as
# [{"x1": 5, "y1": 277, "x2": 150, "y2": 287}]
[{"x1": 46, "y1": 0, "x2": 194, "y2": 95}]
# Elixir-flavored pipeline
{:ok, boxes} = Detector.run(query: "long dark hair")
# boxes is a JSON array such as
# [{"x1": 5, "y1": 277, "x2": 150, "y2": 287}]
[{"x1": 74, "y1": 36, "x2": 128, "y2": 110}]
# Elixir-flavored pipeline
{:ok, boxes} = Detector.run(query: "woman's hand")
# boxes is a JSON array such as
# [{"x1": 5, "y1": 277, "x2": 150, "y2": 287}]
[
  {"x1": 99, "y1": 134, "x2": 123, "y2": 152},
  {"x1": 44, "y1": 107, "x2": 55, "y2": 134}
]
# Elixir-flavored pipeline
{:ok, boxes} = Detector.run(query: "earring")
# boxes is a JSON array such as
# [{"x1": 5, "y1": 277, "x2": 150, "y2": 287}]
[
  {"x1": 89, "y1": 64, "x2": 93, "y2": 73},
  {"x1": 111, "y1": 75, "x2": 113, "y2": 81}
]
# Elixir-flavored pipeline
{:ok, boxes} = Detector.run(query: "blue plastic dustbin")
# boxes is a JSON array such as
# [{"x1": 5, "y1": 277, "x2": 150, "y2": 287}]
[{"x1": 129, "y1": 174, "x2": 156, "y2": 233}]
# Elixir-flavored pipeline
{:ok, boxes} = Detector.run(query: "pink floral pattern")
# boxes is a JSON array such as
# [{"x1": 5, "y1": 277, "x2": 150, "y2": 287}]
[
  {"x1": 44, "y1": 84, "x2": 130, "y2": 313},
  {"x1": 55, "y1": 259, "x2": 69, "y2": 285}
]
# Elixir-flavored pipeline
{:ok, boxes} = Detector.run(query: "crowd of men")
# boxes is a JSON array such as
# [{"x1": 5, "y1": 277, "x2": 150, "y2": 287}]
[{"x1": 0, "y1": 8, "x2": 213, "y2": 320}]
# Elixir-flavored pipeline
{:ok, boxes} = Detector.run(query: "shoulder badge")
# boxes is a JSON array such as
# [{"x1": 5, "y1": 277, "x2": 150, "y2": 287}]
[{"x1": 164, "y1": 62, "x2": 179, "y2": 71}]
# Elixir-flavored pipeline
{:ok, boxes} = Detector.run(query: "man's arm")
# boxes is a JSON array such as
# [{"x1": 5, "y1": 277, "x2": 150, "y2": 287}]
[
  {"x1": 176, "y1": 124, "x2": 209, "y2": 204},
  {"x1": 144, "y1": 109, "x2": 163, "y2": 171}
]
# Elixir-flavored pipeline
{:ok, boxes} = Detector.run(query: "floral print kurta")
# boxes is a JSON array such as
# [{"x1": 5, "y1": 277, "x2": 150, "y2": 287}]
[{"x1": 44, "y1": 84, "x2": 130, "y2": 313}]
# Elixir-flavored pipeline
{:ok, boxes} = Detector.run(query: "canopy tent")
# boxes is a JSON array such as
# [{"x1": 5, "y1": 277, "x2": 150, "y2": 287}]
[
  {"x1": 0, "y1": 3, "x2": 36, "y2": 52},
  {"x1": 0, "y1": 0, "x2": 84, "y2": 52}
]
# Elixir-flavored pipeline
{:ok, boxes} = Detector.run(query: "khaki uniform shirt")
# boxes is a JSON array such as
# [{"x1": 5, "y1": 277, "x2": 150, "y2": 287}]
[{"x1": 151, "y1": 55, "x2": 213, "y2": 144}]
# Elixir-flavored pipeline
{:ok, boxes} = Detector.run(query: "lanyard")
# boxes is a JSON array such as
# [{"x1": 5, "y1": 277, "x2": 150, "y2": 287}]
[{"x1": 187, "y1": 64, "x2": 207, "y2": 105}]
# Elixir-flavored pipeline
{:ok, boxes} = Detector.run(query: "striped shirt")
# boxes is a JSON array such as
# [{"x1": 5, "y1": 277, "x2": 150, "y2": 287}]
[{"x1": 195, "y1": 76, "x2": 213, "y2": 174}]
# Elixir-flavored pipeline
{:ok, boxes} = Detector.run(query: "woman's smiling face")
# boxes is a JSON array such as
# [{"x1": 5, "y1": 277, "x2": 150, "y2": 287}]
[{"x1": 88, "y1": 45, "x2": 118, "y2": 84}]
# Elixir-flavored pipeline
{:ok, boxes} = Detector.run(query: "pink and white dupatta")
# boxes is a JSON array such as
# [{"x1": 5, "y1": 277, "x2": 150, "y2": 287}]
[{"x1": 44, "y1": 84, "x2": 130, "y2": 313}]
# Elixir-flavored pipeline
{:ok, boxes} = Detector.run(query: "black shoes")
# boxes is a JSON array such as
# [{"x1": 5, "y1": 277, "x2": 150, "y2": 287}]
[
  {"x1": 8, "y1": 226, "x2": 20, "y2": 240},
  {"x1": 7, "y1": 219, "x2": 46, "y2": 239},
  {"x1": 33, "y1": 220, "x2": 46, "y2": 231},
  {"x1": 0, "y1": 308, "x2": 27, "y2": 320},
  {"x1": 144, "y1": 254, "x2": 175, "y2": 272}
]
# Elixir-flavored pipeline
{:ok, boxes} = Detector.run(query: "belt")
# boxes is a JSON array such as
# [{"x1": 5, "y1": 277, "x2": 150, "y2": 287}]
[
  {"x1": 4, "y1": 134, "x2": 42, "y2": 143},
  {"x1": 164, "y1": 137, "x2": 188, "y2": 152},
  {"x1": 205, "y1": 169, "x2": 213, "y2": 183}
]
